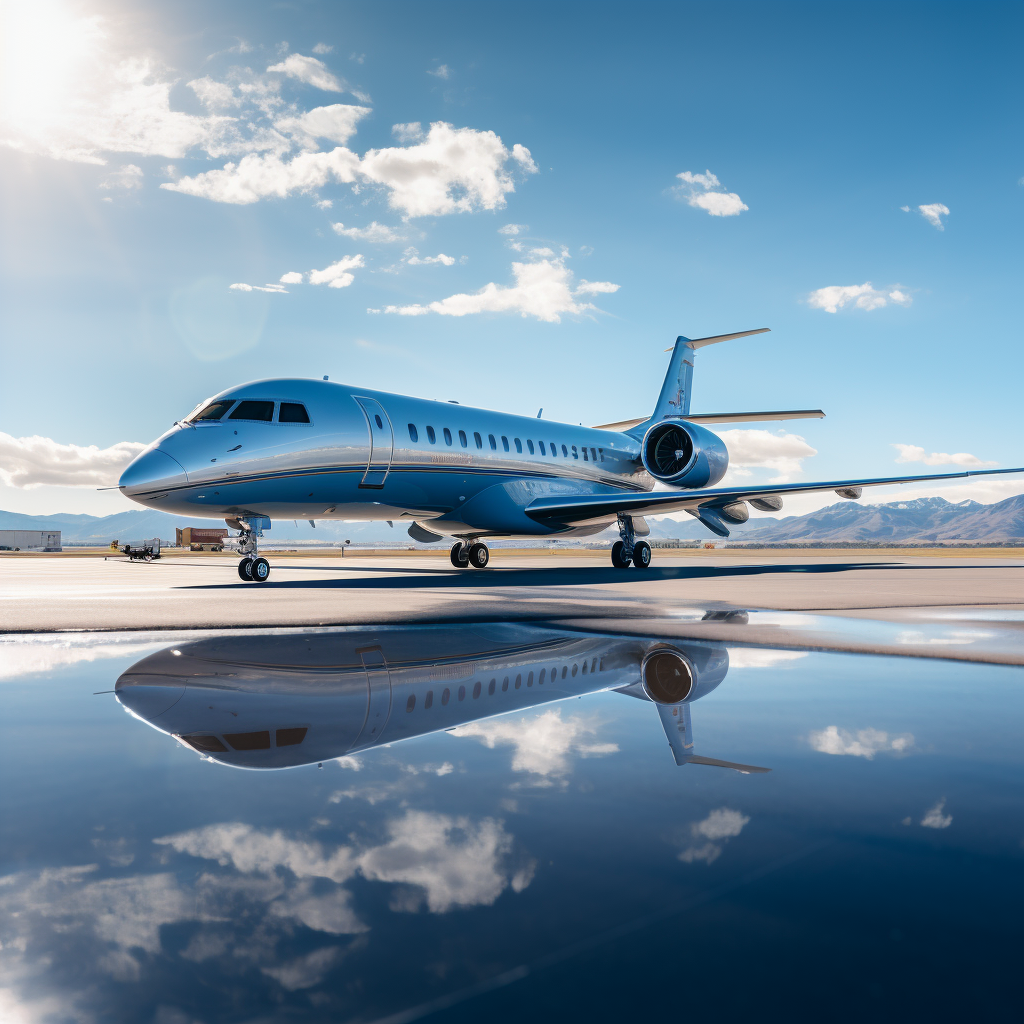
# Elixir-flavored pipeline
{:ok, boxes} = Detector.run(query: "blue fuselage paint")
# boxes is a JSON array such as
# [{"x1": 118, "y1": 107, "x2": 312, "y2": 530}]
[{"x1": 118, "y1": 378, "x2": 725, "y2": 539}]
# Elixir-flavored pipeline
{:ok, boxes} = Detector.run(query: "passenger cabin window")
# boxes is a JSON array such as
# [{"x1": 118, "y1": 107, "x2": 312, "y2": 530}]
[
  {"x1": 278, "y1": 403, "x2": 310, "y2": 423},
  {"x1": 598, "y1": 448, "x2": 605, "y2": 462},
  {"x1": 474, "y1": 432, "x2": 483, "y2": 449},
  {"x1": 408, "y1": 424, "x2": 419, "y2": 442},
  {"x1": 229, "y1": 400, "x2": 274, "y2": 422},
  {"x1": 539, "y1": 441, "x2": 546, "y2": 455},
  {"x1": 406, "y1": 695, "x2": 416, "y2": 712},
  {"x1": 459, "y1": 430, "x2": 468, "y2": 447},
  {"x1": 515, "y1": 438, "x2": 522, "y2": 453},
  {"x1": 572, "y1": 445, "x2": 578, "y2": 459},
  {"x1": 443, "y1": 427, "x2": 452, "y2": 445},
  {"x1": 561, "y1": 444, "x2": 568, "y2": 457},
  {"x1": 591, "y1": 448, "x2": 598, "y2": 461},
  {"x1": 191, "y1": 400, "x2": 234, "y2": 422},
  {"x1": 582, "y1": 447, "x2": 589, "y2": 461},
  {"x1": 488, "y1": 434, "x2": 497, "y2": 450},
  {"x1": 501, "y1": 436, "x2": 509, "y2": 452},
  {"x1": 551, "y1": 441, "x2": 558, "y2": 454},
  {"x1": 426, "y1": 426, "x2": 436, "y2": 443},
  {"x1": 527, "y1": 440, "x2": 535, "y2": 454}
]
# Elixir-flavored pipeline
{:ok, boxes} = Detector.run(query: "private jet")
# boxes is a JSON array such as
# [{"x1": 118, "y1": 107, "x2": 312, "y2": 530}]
[
  {"x1": 114, "y1": 623, "x2": 766, "y2": 772},
  {"x1": 118, "y1": 329, "x2": 1022, "y2": 581}
]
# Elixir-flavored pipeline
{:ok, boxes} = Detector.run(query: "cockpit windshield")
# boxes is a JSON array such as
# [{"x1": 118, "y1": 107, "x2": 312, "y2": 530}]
[{"x1": 188, "y1": 400, "x2": 235, "y2": 422}]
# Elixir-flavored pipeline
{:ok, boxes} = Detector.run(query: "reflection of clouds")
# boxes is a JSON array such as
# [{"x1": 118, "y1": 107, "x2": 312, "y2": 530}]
[
  {"x1": 920, "y1": 799, "x2": 953, "y2": 829},
  {"x1": 808, "y1": 725, "x2": 914, "y2": 759},
  {"x1": 726, "y1": 649, "x2": 808, "y2": 669},
  {"x1": 261, "y1": 943, "x2": 358, "y2": 990},
  {"x1": 451, "y1": 709, "x2": 618, "y2": 781},
  {"x1": 0, "y1": 635, "x2": 168, "y2": 680},
  {"x1": 895, "y1": 629, "x2": 993, "y2": 647},
  {"x1": 678, "y1": 808, "x2": 750, "y2": 864}
]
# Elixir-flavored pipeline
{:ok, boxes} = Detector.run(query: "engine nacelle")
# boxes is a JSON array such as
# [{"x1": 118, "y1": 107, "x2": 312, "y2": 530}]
[{"x1": 640, "y1": 420, "x2": 729, "y2": 487}]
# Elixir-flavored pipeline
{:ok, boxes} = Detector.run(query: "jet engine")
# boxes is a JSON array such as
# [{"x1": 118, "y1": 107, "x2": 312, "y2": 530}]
[{"x1": 640, "y1": 420, "x2": 729, "y2": 488}]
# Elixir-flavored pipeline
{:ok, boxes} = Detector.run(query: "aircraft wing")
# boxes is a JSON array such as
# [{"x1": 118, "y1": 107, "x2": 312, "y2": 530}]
[
  {"x1": 593, "y1": 409, "x2": 825, "y2": 431},
  {"x1": 525, "y1": 466, "x2": 1024, "y2": 528}
]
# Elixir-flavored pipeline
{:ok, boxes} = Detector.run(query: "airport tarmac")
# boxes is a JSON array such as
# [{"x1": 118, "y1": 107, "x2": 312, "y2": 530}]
[{"x1": 2, "y1": 552, "x2": 1023, "y2": 662}]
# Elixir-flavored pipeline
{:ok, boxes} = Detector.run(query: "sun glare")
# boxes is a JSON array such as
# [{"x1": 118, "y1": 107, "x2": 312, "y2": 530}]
[{"x1": 0, "y1": 1, "x2": 105, "y2": 135}]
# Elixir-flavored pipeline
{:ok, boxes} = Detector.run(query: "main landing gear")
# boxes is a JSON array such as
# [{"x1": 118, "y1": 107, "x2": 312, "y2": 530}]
[
  {"x1": 451, "y1": 541, "x2": 489, "y2": 569},
  {"x1": 611, "y1": 515, "x2": 652, "y2": 569},
  {"x1": 236, "y1": 518, "x2": 271, "y2": 583}
]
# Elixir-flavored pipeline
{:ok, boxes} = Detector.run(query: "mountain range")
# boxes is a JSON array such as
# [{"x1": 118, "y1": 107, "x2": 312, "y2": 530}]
[{"x1": 2, "y1": 494, "x2": 1023, "y2": 546}]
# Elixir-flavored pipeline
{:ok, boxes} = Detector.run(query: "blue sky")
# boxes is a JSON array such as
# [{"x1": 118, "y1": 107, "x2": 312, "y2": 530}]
[{"x1": 1, "y1": 0, "x2": 1021, "y2": 517}]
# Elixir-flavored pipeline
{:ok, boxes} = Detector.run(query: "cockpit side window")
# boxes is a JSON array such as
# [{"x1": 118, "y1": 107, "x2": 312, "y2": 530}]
[
  {"x1": 279, "y1": 403, "x2": 311, "y2": 423},
  {"x1": 229, "y1": 401, "x2": 275, "y2": 422},
  {"x1": 190, "y1": 400, "x2": 235, "y2": 422}
]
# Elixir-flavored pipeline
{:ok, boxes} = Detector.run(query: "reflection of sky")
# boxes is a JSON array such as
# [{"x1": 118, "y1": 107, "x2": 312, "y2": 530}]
[{"x1": 0, "y1": 631, "x2": 1021, "y2": 1022}]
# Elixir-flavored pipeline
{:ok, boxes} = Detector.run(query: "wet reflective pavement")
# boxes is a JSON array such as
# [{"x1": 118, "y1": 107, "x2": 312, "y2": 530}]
[{"x1": 1, "y1": 622, "x2": 1021, "y2": 1023}]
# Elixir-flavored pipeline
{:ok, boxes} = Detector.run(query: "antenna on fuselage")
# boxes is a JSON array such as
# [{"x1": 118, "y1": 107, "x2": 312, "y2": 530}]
[{"x1": 537, "y1": 408, "x2": 543, "y2": 418}]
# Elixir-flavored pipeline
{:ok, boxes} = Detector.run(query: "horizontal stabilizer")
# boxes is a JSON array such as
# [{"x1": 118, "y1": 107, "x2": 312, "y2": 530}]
[
  {"x1": 663, "y1": 327, "x2": 771, "y2": 352},
  {"x1": 593, "y1": 409, "x2": 825, "y2": 431},
  {"x1": 687, "y1": 755, "x2": 771, "y2": 774}
]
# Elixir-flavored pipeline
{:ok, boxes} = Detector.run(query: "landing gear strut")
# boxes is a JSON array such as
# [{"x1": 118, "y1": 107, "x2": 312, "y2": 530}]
[
  {"x1": 236, "y1": 518, "x2": 271, "y2": 583},
  {"x1": 451, "y1": 541, "x2": 489, "y2": 568},
  {"x1": 611, "y1": 515, "x2": 652, "y2": 569}
]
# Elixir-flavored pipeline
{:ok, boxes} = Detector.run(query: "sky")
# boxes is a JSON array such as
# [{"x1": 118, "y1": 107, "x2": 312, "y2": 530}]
[{"x1": 1, "y1": 0, "x2": 1022, "y2": 520}]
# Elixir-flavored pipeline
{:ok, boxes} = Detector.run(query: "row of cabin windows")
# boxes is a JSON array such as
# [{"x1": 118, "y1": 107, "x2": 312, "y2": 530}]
[
  {"x1": 407, "y1": 423, "x2": 603, "y2": 462},
  {"x1": 405, "y1": 657, "x2": 605, "y2": 712},
  {"x1": 189, "y1": 399, "x2": 311, "y2": 424}
]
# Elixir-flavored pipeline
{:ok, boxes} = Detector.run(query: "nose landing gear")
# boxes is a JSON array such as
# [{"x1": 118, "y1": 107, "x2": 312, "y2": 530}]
[{"x1": 235, "y1": 518, "x2": 271, "y2": 583}]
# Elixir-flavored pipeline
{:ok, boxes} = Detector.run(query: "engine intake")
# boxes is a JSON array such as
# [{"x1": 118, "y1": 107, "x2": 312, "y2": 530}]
[
  {"x1": 642, "y1": 649, "x2": 694, "y2": 704},
  {"x1": 640, "y1": 420, "x2": 729, "y2": 487}
]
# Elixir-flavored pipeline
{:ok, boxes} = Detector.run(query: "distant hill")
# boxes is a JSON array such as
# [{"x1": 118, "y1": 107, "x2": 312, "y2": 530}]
[{"x1": 3, "y1": 493, "x2": 1023, "y2": 546}]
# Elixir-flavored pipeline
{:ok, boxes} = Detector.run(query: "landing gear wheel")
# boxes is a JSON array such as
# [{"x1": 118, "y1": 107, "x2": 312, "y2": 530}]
[
  {"x1": 250, "y1": 556, "x2": 271, "y2": 583},
  {"x1": 468, "y1": 543, "x2": 490, "y2": 569},
  {"x1": 238, "y1": 558, "x2": 253, "y2": 581},
  {"x1": 632, "y1": 541, "x2": 652, "y2": 568},
  {"x1": 450, "y1": 543, "x2": 469, "y2": 568},
  {"x1": 611, "y1": 541, "x2": 632, "y2": 568}
]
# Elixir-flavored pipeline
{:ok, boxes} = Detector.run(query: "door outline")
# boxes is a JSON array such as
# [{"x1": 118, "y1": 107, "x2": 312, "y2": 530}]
[
  {"x1": 353, "y1": 396, "x2": 394, "y2": 488},
  {"x1": 351, "y1": 645, "x2": 393, "y2": 751}
]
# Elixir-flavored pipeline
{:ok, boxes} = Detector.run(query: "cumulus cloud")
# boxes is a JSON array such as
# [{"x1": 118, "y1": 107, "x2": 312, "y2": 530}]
[
  {"x1": 427, "y1": 64, "x2": 451, "y2": 79},
  {"x1": 918, "y1": 203, "x2": 949, "y2": 229},
  {"x1": 312, "y1": 43, "x2": 334, "y2": 55},
  {"x1": 891, "y1": 444, "x2": 997, "y2": 468},
  {"x1": 808, "y1": 725, "x2": 914, "y2": 759},
  {"x1": 266, "y1": 53, "x2": 343, "y2": 92},
  {"x1": 279, "y1": 271, "x2": 303, "y2": 284},
  {"x1": 308, "y1": 254, "x2": 364, "y2": 288},
  {"x1": 99, "y1": 163, "x2": 143, "y2": 189},
  {"x1": 273, "y1": 104, "x2": 370, "y2": 148},
  {"x1": 574, "y1": 279, "x2": 620, "y2": 295},
  {"x1": 920, "y1": 799, "x2": 952, "y2": 829},
  {"x1": 0, "y1": 433, "x2": 145, "y2": 488},
  {"x1": 402, "y1": 246, "x2": 455, "y2": 266},
  {"x1": 498, "y1": 223, "x2": 527, "y2": 235},
  {"x1": 261, "y1": 946, "x2": 347, "y2": 991},
  {"x1": 678, "y1": 807, "x2": 750, "y2": 864},
  {"x1": 188, "y1": 76, "x2": 240, "y2": 110},
  {"x1": 163, "y1": 122, "x2": 533, "y2": 217},
  {"x1": 511, "y1": 144, "x2": 538, "y2": 173},
  {"x1": 384, "y1": 255, "x2": 619, "y2": 322},
  {"x1": 332, "y1": 220, "x2": 404, "y2": 242},
  {"x1": 718, "y1": 428, "x2": 818, "y2": 483},
  {"x1": 451, "y1": 709, "x2": 618, "y2": 781},
  {"x1": 807, "y1": 282, "x2": 912, "y2": 313},
  {"x1": 391, "y1": 122, "x2": 424, "y2": 142},
  {"x1": 673, "y1": 169, "x2": 748, "y2": 216},
  {"x1": 0, "y1": 635, "x2": 168, "y2": 682}
]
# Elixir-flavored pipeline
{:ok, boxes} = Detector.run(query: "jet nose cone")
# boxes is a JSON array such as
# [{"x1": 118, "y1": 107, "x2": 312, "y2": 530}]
[
  {"x1": 119, "y1": 448, "x2": 188, "y2": 495},
  {"x1": 115, "y1": 676, "x2": 187, "y2": 720}
]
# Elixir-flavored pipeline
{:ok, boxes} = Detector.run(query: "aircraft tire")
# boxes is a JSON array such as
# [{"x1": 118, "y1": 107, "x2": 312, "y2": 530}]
[
  {"x1": 450, "y1": 543, "x2": 469, "y2": 568},
  {"x1": 238, "y1": 558, "x2": 253, "y2": 581},
  {"x1": 250, "y1": 557, "x2": 271, "y2": 583},
  {"x1": 611, "y1": 541, "x2": 632, "y2": 568},
  {"x1": 468, "y1": 543, "x2": 490, "y2": 569},
  {"x1": 632, "y1": 541, "x2": 652, "y2": 568}
]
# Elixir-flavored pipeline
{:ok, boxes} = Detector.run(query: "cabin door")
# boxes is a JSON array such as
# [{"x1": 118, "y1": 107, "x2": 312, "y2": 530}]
[
  {"x1": 353, "y1": 396, "x2": 394, "y2": 488},
  {"x1": 351, "y1": 646, "x2": 393, "y2": 751}
]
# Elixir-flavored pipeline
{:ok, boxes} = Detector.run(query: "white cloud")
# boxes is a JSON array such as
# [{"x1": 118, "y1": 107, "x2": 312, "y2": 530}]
[
  {"x1": 807, "y1": 282, "x2": 912, "y2": 313},
  {"x1": 726, "y1": 649, "x2": 808, "y2": 669},
  {"x1": 918, "y1": 203, "x2": 949, "y2": 230},
  {"x1": 312, "y1": 43, "x2": 334, "y2": 55},
  {"x1": 162, "y1": 122, "x2": 532, "y2": 217},
  {"x1": 384, "y1": 255, "x2": 618, "y2": 322},
  {"x1": 308, "y1": 254, "x2": 364, "y2": 288},
  {"x1": 391, "y1": 122, "x2": 424, "y2": 142},
  {"x1": 332, "y1": 220, "x2": 404, "y2": 242},
  {"x1": 511, "y1": 143, "x2": 538, "y2": 173},
  {"x1": 498, "y1": 223, "x2": 527, "y2": 235},
  {"x1": 229, "y1": 282, "x2": 288, "y2": 293},
  {"x1": 674, "y1": 168, "x2": 748, "y2": 216},
  {"x1": 274, "y1": 104, "x2": 370, "y2": 148},
  {"x1": 335, "y1": 755, "x2": 363, "y2": 770},
  {"x1": 427, "y1": 64, "x2": 451, "y2": 79},
  {"x1": 920, "y1": 799, "x2": 952, "y2": 829},
  {"x1": 575, "y1": 279, "x2": 620, "y2": 295},
  {"x1": 808, "y1": 725, "x2": 914, "y2": 759},
  {"x1": 188, "y1": 76, "x2": 240, "y2": 110},
  {"x1": 678, "y1": 807, "x2": 749, "y2": 864},
  {"x1": 403, "y1": 246, "x2": 456, "y2": 266},
  {"x1": 99, "y1": 163, "x2": 143, "y2": 189},
  {"x1": 718, "y1": 429, "x2": 818, "y2": 483},
  {"x1": 0, "y1": 635, "x2": 168, "y2": 682},
  {"x1": 266, "y1": 53, "x2": 343, "y2": 92},
  {"x1": 0, "y1": 433, "x2": 145, "y2": 488},
  {"x1": 892, "y1": 444, "x2": 996, "y2": 468},
  {"x1": 279, "y1": 271, "x2": 303, "y2": 284},
  {"x1": 261, "y1": 946, "x2": 346, "y2": 990},
  {"x1": 314, "y1": 198, "x2": 332, "y2": 209},
  {"x1": 451, "y1": 709, "x2": 618, "y2": 779}
]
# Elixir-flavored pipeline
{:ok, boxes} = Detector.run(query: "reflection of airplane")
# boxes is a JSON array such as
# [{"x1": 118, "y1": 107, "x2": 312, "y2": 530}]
[
  {"x1": 115, "y1": 625, "x2": 768, "y2": 773},
  {"x1": 117, "y1": 329, "x2": 1023, "y2": 581}
]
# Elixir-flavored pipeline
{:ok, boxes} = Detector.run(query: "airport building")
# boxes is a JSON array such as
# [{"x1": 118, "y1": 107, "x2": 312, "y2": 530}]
[{"x1": 0, "y1": 530, "x2": 62, "y2": 551}]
